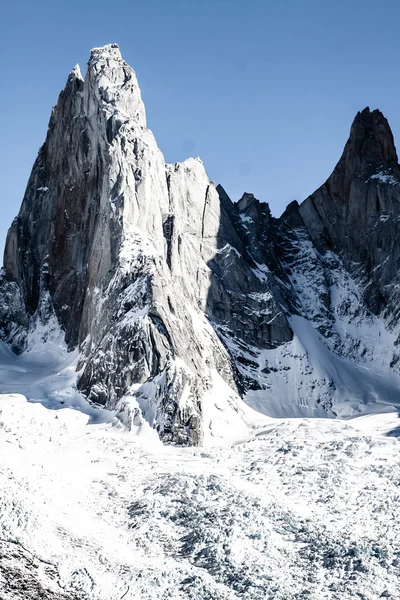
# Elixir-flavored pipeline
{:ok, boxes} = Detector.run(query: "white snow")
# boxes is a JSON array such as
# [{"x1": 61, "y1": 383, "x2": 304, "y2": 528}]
[
  {"x1": 0, "y1": 386, "x2": 399, "y2": 599},
  {"x1": 238, "y1": 213, "x2": 254, "y2": 232},
  {"x1": 290, "y1": 315, "x2": 400, "y2": 417},
  {"x1": 239, "y1": 214, "x2": 253, "y2": 225},
  {"x1": 368, "y1": 171, "x2": 399, "y2": 185},
  {"x1": 248, "y1": 291, "x2": 273, "y2": 302},
  {"x1": 216, "y1": 243, "x2": 242, "y2": 258},
  {"x1": 0, "y1": 331, "x2": 113, "y2": 424},
  {"x1": 237, "y1": 228, "x2": 400, "y2": 421}
]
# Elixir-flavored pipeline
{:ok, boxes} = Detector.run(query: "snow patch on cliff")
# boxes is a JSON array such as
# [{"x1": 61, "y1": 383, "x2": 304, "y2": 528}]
[{"x1": 368, "y1": 170, "x2": 399, "y2": 185}]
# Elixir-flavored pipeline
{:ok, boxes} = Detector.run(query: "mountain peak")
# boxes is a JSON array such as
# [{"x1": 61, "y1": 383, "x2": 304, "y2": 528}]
[
  {"x1": 4, "y1": 43, "x2": 400, "y2": 453},
  {"x1": 342, "y1": 106, "x2": 398, "y2": 168},
  {"x1": 68, "y1": 64, "x2": 83, "y2": 82},
  {"x1": 85, "y1": 43, "x2": 146, "y2": 127},
  {"x1": 89, "y1": 43, "x2": 122, "y2": 64}
]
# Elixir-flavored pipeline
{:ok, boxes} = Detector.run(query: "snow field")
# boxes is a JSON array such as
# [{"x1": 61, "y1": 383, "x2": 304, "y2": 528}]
[{"x1": 0, "y1": 394, "x2": 399, "y2": 599}]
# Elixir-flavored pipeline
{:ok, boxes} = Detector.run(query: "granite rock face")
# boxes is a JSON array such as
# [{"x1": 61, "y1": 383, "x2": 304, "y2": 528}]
[
  {"x1": 0, "y1": 44, "x2": 260, "y2": 444},
  {"x1": 2, "y1": 45, "x2": 400, "y2": 443},
  {"x1": 297, "y1": 108, "x2": 400, "y2": 321}
]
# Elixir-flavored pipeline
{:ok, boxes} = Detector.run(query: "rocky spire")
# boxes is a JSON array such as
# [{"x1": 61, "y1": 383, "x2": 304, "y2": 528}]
[
  {"x1": 85, "y1": 43, "x2": 146, "y2": 127},
  {"x1": 296, "y1": 106, "x2": 400, "y2": 318},
  {"x1": 2, "y1": 43, "x2": 281, "y2": 445},
  {"x1": 68, "y1": 64, "x2": 84, "y2": 82},
  {"x1": 333, "y1": 107, "x2": 398, "y2": 180},
  {"x1": 2, "y1": 44, "x2": 156, "y2": 350}
]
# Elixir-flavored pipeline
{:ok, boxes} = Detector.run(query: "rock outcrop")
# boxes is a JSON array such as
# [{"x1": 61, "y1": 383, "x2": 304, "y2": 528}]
[{"x1": 2, "y1": 45, "x2": 400, "y2": 444}]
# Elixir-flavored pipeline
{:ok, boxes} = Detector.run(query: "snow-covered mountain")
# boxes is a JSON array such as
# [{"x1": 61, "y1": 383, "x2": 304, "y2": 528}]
[
  {"x1": 1, "y1": 44, "x2": 400, "y2": 600},
  {"x1": 1, "y1": 44, "x2": 400, "y2": 445}
]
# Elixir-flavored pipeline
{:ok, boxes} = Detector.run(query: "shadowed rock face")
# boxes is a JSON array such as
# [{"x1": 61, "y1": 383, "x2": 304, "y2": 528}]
[
  {"x1": 2, "y1": 45, "x2": 400, "y2": 444},
  {"x1": 296, "y1": 107, "x2": 400, "y2": 320}
]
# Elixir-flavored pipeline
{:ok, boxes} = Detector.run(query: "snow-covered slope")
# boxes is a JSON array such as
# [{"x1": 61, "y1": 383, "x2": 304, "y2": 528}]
[{"x1": 1, "y1": 390, "x2": 399, "y2": 599}]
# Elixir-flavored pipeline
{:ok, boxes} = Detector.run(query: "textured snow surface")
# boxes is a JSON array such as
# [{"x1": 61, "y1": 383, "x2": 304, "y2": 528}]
[{"x1": 0, "y1": 393, "x2": 399, "y2": 599}]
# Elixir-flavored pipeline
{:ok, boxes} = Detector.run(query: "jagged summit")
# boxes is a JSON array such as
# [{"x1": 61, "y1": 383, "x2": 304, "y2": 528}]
[
  {"x1": 68, "y1": 64, "x2": 83, "y2": 82},
  {"x1": 1, "y1": 44, "x2": 400, "y2": 446},
  {"x1": 89, "y1": 42, "x2": 122, "y2": 60},
  {"x1": 85, "y1": 42, "x2": 146, "y2": 126},
  {"x1": 237, "y1": 192, "x2": 258, "y2": 211},
  {"x1": 333, "y1": 106, "x2": 398, "y2": 178}
]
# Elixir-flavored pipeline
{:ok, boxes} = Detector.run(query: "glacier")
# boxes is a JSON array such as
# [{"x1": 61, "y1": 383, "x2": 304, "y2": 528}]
[{"x1": 0, "y1": 388, "x2": 400, "y2": 599}]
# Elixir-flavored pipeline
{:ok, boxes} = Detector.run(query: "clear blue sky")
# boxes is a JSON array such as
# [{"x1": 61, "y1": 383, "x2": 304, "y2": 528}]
[{"x1": 2, "y1": 0, "x2": 400, "y2": 250}]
